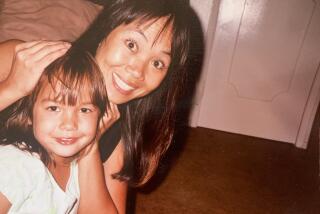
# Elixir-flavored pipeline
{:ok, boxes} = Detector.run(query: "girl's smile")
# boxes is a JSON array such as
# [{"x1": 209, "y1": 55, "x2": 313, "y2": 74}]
[{"x1": 55, "y1": 137, "x2": 79, "y2": 145}]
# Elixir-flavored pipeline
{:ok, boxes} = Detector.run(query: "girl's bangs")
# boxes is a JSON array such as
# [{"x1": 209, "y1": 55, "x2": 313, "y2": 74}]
[{"x1": 45, "y1": 69, "x2": 94, "y2": 106}]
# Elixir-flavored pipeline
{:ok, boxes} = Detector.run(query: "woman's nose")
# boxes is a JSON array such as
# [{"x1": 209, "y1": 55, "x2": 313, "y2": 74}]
[
  {"x1": 59, "y1": 111, "x2": 77, "y2": 131},
  {"x1": 126, "y1": 57, "x2": 145, "y2": 80}
]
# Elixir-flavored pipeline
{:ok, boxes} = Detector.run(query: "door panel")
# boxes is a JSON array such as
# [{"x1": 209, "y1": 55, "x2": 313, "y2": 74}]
[{"x1": 198, "y1": 0, "x2": 320, "y2": 146}]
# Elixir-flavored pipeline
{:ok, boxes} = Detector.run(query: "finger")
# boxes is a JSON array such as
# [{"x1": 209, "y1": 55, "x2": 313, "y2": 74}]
[
  {"x1": 35, "y1": 47, "x2": 70, "y2": 71},
  {"x1": 16, "y1": 40, "x2": 64, "y2": 51},
  {"x1": 106, "y1": 102, "x2": 113, "y2": 115},
  {"x1": 17, "y1": 41, "x2": 70, "y2": 58},
  {"x1": 15, "y1": 40, "x2": 44, "y2": 52},
  {"x1": 30, "y1": 43, "x2": 71, "y2": 61},
  {"x1": 107, "y1": 104, "x2": 118, "y2": 120},
  {"x1": 98, "y1": 113, "x2": 109, "y2": 134},
  {"x1": 104, "y1": 106, "x2": 113, "y2": 121},
  {"x1": 109, "y1": 102, "x2": 120, "y2": 119}
]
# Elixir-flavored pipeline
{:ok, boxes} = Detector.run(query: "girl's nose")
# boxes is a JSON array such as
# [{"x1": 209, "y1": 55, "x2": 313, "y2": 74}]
[
  {"x1": 126, "y1": 57, "x2": 145, "y2": 80},
  {"x1": 59, "y1": 111, "x2": 77, "y2": 131}
]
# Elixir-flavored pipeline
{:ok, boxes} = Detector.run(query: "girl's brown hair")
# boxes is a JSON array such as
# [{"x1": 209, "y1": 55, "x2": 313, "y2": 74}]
[{"x1": 0, "y1": 51, "x2": 108, "y2": 165}]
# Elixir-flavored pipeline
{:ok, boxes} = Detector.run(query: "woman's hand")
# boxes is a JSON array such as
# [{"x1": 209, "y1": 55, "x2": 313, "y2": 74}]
[
  {"x1": 98, "y1": 102, "x2": 120, "y2": 138},
  {"x1": 5, "y1": 40, "x2": 70, "y2": 97},
  {"x1": 79, "y1": 102, "x2": 120, "y2": 157}
]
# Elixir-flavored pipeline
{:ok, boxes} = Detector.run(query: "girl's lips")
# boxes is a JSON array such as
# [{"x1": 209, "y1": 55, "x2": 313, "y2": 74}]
[
  {"x1": 55, "y1": 137, "x2": 78, "y2": 145},
  {"x1": 112, "y1": 73, "x2": 135, "y2": 95}
]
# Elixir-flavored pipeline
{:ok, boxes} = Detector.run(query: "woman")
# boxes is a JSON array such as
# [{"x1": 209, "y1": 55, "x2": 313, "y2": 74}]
[{"x1": 0, "y1": 0, "x2": 196, "y2": 212}]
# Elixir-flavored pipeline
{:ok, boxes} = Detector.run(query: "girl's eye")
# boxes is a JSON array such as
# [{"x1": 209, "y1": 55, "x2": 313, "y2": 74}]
[
  {"x1": 47, "y1": 106, "x2": 60, "y2": 112},
  {"x1": 80, "y1": 108, "x2": 93, "y2": 113},
  {"x1": 125, "y1": 39, "x2": 138, "y2": 52},
  {"x1": 152, "y1": 60, "x2": 165, "y2": 70}
]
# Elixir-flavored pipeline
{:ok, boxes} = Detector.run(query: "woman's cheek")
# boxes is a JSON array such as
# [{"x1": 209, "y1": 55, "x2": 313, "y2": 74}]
[{"x1": 112, "y1": 45, "x2": 130, "y2": 63}]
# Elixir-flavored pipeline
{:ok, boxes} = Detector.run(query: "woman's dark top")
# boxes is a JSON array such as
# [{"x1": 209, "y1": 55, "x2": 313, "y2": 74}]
[{"x1": 99, "y1": 121, "x2": 121, "y2": 162}]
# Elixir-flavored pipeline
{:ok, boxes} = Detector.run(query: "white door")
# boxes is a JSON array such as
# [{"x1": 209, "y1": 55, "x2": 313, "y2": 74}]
[{"x1": 197, "y1": 0, "x2": 320, "y2": 148}]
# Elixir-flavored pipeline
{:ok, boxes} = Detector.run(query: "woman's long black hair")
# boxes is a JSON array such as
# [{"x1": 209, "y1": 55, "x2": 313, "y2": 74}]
[{"x1": 73, "y1": 0, "x2": 194, "y2": 186}]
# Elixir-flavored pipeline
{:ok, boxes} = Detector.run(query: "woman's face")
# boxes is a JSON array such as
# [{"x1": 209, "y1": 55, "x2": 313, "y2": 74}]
[{"x1": 95, "y1": 17, "x2": 172, "y2": 104}]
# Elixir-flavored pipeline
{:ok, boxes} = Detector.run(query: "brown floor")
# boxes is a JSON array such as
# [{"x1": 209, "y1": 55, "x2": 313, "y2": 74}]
[{"x1": 129, "y1": 110, "x2": 320, "y2": 213}]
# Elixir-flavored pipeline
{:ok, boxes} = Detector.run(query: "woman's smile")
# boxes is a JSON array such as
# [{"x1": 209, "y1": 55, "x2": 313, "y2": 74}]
[{"x1": 112, "y1": 72, "x2": 136, "y2": 95}]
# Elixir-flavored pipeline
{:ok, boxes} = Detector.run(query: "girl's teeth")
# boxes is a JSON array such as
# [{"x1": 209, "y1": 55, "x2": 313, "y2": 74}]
[{"x1": 113, "y1": 73, "x2": 134, "y2": 91}]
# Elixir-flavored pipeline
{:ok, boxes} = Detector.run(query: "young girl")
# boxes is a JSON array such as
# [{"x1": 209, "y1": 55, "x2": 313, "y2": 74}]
[
  {"x1": 0, "y1": 0, "x2": 197, "y2": 212},
  {"x1": 0, "y1": 50, "x2": 116, "y2": 213}
]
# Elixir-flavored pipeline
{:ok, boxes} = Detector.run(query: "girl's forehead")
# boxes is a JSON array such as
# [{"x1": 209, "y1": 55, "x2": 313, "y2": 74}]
[{"x1": 37, "y1": 80, "x2": 93, "y2": 104}]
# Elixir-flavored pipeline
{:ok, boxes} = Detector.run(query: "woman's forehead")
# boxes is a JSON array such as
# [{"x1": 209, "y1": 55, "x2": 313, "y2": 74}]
[{"x1": 124, "y1": 17, "x2": 173, "y2": 46}]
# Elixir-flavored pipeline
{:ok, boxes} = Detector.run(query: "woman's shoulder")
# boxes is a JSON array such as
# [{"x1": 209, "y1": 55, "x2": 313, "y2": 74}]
[
  {"x1": 103, "y1": 139, "x2": 125, "y2": 173},
  {"x1": 0, "y1": 39, "x2": 23, "y2": 81},
  {"x1": 99, "y1": 121, "x2": 122, "y2": 162}
]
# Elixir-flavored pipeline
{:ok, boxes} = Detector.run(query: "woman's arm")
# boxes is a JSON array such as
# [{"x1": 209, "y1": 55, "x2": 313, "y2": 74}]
[
  {"x1": 0, "y1": 40, "x2": 23, "y2": 111},
  {"x1": 78, "y1": 142, "x2": 119, "y2": 214},
  {"x1": 78, "y1": 103, "x2": 126, "y2": 213},
  {"x1": 0, "y1": 40, "x2": 70, "y2": 111},
  {"x1": 77, "y1": 140, "x2": 127, "y2": 214},
  {"x1": 0, "y1": 40, "x2": 20, "y2": 82},
  {"x1": 103, "y1": 140, "x2": 127, "y2": 214}
]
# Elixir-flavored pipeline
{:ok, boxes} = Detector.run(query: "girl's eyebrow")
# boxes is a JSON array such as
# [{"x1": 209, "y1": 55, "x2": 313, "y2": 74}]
[
  {"x1": 40, "y1": 98, "x2": 57, "y2": 102},
  {"x1": 80, "y1": 102, "x2": 95, "y2": 106},
  {"x1": 41, "y1": 97, "x2": 95, "y2": 105},
  {"x1": 40, "y1": 98, "x2": 61, "y2": 104}
]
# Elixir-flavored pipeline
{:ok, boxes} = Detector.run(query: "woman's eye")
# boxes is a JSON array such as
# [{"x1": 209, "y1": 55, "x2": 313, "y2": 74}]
[
  {"x1": 125, "y1": 39, "x2": 138, "y2": 52},
  {"x1": 152, "y1": 60, "x2": 165, "y2": 70},
  {"x1": 80, "y1": 108, "x2": 92, "y2": 113},
  {"x1": 47, "y1": 106, "x2": 60, "y2": 112}
]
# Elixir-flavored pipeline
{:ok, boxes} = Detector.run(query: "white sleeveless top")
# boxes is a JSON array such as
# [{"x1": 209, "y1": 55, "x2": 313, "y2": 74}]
[{"x1": 0, "y1": 145, "x2": 80, "y2": 214}]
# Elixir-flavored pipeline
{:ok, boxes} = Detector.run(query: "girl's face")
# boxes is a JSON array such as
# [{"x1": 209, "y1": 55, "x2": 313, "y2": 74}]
[
  {"x1": 95, "y1": 17, "x2": 172, "y2": 104},
  {"x1": 32, "y1": 83, "x2": 100, "y2": 162}
]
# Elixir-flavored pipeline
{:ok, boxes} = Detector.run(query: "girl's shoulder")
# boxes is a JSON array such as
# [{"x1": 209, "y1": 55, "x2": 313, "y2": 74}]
[
  {"x1": 0, "y1": 145, "x2": 49, "y2": 210},
  {"x1": 0, "y1": 144, "x2": 46, "y2": 182},
  {"x1": 0, "y1": 144, "x2": 41, "y2": 163}
]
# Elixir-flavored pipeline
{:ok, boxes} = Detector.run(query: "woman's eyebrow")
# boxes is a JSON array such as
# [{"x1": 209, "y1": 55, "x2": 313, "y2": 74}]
[
  {"x1": 134, "y1": 28, "x2": 148, "y2": 41},
  {"x1": 133, "y1": 27, "x2": 171, "y2": 56}
]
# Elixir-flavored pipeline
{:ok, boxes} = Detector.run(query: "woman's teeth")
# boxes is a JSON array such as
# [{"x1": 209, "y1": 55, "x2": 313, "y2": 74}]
[{"x1": 113, "y1": 73, "x2": 135, "y2": 92}]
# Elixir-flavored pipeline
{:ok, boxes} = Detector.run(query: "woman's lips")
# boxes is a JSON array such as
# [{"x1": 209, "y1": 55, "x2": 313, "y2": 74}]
[
  {"x1": 55, "y1": 137, "x2": 78, "y2": 145},
  {"x1": 112, "y1": 73, "x2": 135, "y2": 95}
]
